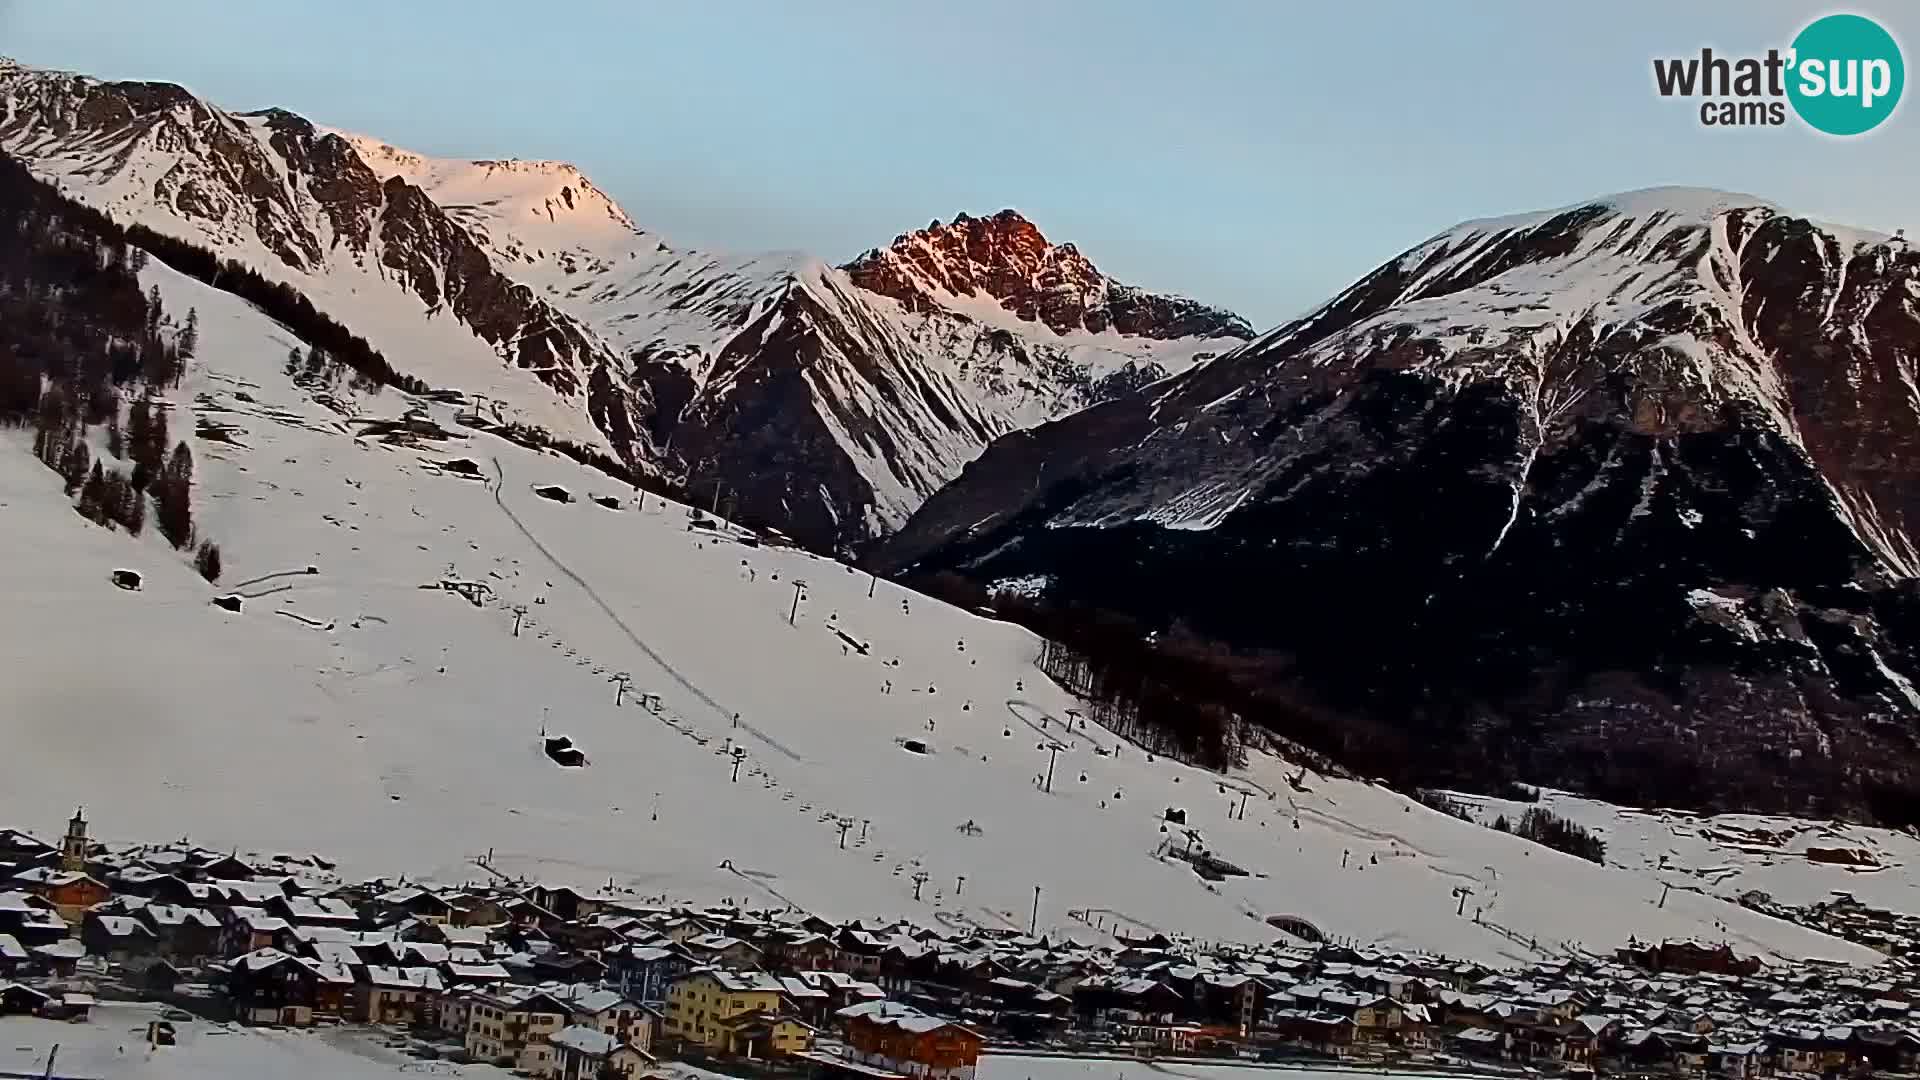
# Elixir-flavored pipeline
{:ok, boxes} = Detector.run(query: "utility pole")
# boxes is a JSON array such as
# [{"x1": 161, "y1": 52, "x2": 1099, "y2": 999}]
[
  {"x1": 1042, "y1": 744, "x2": 1060, "y2": 792},
  {"x1": 860, "y1": 819, "x2": 870, "y2": 841},
  {"x1": 789, "y1": 580, "x2": 807, "y2": 625},
  {"x1": 868, "y1": 571, "x2": 877, "y2": 599},
  {"x1": 1030, "y1": 884, "x2": 1041, "y2": 934},
  {"x1": 711, "y1": 479, "x2": 724, "y2": 515},
  {"x1": 956, "y1": 874, "x2": 966, "y2": 896},
  {"x1": 611, "y1": 672, "x2": 632, "y2": 707},
  {"x1": 837, "y1": 819, "x2": 853, "y2": 849},
  {"x1": 1235, "y1": 790, "x2": 1251, "y2": 820},
  {"x1": 1659, "y1": 882, "x2": 1672, "y2": 909},
  {"x1": 911, "y1": 871, "x2": 929, "y2": 901},
  {"x1": 512, "y1": 605, "x2": 527, "y2": 636},
  {"x1": 730, "y1": 747, "x2": 747, "y2": 783}
]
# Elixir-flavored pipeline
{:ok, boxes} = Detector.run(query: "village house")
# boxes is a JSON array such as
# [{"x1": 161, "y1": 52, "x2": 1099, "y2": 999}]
[
  {"x1": 10, "y1": 866, "x2": 109, "y2": 921},
  {"x1": 226, "y1": 948, "x2": 354, "y2": 1026},
  {"x1": 374, "y1": 886, "x2": 456, "y2": 925},
  {"x1": 765, "y1": 930, "x2": 838, "y2": 973},
  {"x1": 464, "y1": 987, "x2": 572, "y2": 1073},
  {"x1": 222, "y1": 907, "x2": 293, "y2": 955},
  {"x1": 353, "y1": 966, "x2": 445, "y2": 1026},
  {"x1": 546, "y1": 1024, "x2": 657, "y2": 1080},
  {"x1": 265, "y1": 893, "x2": 361, "y2": 929},
  {"x1": 137, "y1": 903, "x2": 222, "y2": 960},
  {"x1": 0, "y1": 829, "x2": 57, "y2": 875},
  {"x1": 79, "y1": 912, "x2": 159, "y2": 964},
  {"x1": 684, "y1": 932, "x2": 763, "y2": 969},
  {"x1": 839, "y1": 1001, "x2": 986, "y2": 1080},
  {"x1": 665, "y1": 967, "x2": 815, "y2": 1059},
  {"x1": 606, "y1": 942, "x2": 689, "y2": 1004},
  {"x1": 1072, "y1": 975, "x2": 1185, "y2": 1029},
  {"x1": 0, "y1": 982, "x2": 53, "y2": 1016},
  {"x1": 554, "y1": 984, "x2": 657, "y2": 1051},
  {"x1": 0, "y1": 890, "x2": 66, "y2": 948},
  {"x1": 0, "y1": 933, "x2": 29, "y2": 976},
  {"x1": 1266, "y1": 1008, "x2": 1355, "y2": 1055}
]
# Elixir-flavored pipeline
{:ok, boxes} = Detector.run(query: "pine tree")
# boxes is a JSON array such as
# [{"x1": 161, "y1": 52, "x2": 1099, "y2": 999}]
[
  {"x1": 146, "y1": 284, "x2": 164, "y2": 333},
  {"x1": 180, "y1": 307, "x2": 199, "y2": 358},
  {"x1": 106, "y1": 411, "x2": 124, "y2": 459},
  {"x1": 130, "y1": 400, "x2": 169, "y2": 478},
  {"x1": 79, "y1": 462, "x2": 107, "y2": 522},
  {"x1": 194, "y1": 539, "x2": 222, "y2": 583},
  {"x1": 61, "y1": 440, "x2": 90, "y2": 495},
  {"x1": 285, "y1": 347, "x2": 303, "y2": 378},
  {"x1": 156, "y1": 440, "x2": 195, "y2": 549},
  {"x1": 124, "y1": 482, "x2": 146, "y2": 536}
]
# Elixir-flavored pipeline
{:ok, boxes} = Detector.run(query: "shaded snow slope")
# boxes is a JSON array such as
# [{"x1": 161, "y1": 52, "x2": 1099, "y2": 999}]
[
  {"x1": 881, "y1": 187, "x2": 1920, "y2": 819},
  {"x1": 0, "y1": 255, "x2": 1879, "y2": 968}
]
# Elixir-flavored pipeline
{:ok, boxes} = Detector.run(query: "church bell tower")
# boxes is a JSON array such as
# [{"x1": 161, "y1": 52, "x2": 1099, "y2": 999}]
[{"x1": 60, "y1": 807, "x2": 89, "y2": 872}]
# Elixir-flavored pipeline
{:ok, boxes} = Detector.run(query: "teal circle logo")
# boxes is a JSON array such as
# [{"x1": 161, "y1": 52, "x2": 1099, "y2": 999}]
[{"x1": 1788, "y1": 14, "x2": 1904, "y2": 135}]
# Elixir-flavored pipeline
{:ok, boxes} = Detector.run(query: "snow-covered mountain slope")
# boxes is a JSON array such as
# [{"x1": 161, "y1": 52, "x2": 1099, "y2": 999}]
[
  {"x1": 880, "y1": 187, "x2": 1920, "y2": 820},
  {"x1": 334, "y1": 127, "x2": 1252, "y2": 548},
  {"x1": 0, "y1": 61, "x2": 1250, "y2": 551},
  {"x1": 0, "y1": 251, "x2": 1883, "y2": 968},
  {"x1": 0, "y1": 64, "x2": 619, "y2": 451}
]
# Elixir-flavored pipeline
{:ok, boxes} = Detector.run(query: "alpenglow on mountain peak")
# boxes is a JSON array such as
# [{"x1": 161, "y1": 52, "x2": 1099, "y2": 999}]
[{"x1": 843, "y1": 208, "x2": 1255, "y2": 342}]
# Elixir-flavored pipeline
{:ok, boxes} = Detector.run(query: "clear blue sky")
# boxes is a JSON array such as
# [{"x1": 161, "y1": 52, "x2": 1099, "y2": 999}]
[{"x1": 3, "y1": 1, "x2": 1914, "y2": 327}]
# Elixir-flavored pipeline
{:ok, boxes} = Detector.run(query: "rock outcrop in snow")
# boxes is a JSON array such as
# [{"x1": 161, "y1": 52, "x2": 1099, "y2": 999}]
[{"x1": 879, "y1": 188, "x2": 1920, "y2": 821}]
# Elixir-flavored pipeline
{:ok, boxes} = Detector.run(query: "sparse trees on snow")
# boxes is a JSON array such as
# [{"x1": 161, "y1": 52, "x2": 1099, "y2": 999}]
[
  {"x1": 155, "y1": 440, "x2": 195, "y2": 549},
  {"x1": 194, "y1": 539, "x2": 223, "y2": 583}
]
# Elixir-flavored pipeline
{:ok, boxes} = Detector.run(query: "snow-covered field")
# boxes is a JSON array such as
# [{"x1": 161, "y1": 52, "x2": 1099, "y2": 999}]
[
  {"x1": 979, "y1": 1055, "x2": 1441, "y2": 1080},
  {"x1": 1445, "y1": 788, "x2": 1920, "y2": 915},
  {"x1": 0, "y1": 256, "x2": 1890, "y2": 968},
  {"x1": 0, "y1": 1002, "x2": 495, "y2": 1080}
]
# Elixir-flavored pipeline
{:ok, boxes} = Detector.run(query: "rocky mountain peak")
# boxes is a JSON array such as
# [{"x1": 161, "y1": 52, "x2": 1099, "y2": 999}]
[{"x1": 844, "y1": 209, "x2": 1252, "y2": 342}]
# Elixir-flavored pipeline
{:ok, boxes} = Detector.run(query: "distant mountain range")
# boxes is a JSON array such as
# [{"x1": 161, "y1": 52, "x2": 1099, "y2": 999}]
[
  {"x1": 878, "y1": 188, "x2": 1920, "y2": 819},
  {"x1": 0, "y1": 60, "x2": 1249, "y2": 549},
  {"x1": 6, "y1": 58, "x2": 1919, "y2": 820}
]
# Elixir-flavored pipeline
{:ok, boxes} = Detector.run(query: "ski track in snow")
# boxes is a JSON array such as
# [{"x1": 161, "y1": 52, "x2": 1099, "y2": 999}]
[{"x1": 485, "y1": 457, "x2": 803, "y2": 765}]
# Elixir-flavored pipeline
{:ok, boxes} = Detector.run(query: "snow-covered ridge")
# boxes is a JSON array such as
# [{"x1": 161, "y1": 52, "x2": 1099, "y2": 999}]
[{"x1": 0, "y1": 60, "x2": 1258, "y2": 550}]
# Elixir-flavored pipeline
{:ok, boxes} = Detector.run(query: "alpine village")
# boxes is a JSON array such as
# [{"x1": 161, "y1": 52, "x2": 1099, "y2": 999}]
[{"x1": 3, "y1": 809, "x2": 1920, "y2": 1080}]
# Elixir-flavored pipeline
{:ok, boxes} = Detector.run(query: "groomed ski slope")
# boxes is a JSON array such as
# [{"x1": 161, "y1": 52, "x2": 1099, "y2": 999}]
[{"x1": 0, "y1": 256, "x2": 1884, "y2": 969}]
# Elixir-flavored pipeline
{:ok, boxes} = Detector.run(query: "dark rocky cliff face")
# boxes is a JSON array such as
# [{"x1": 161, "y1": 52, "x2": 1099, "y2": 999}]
[{"x1": 879, "y1": 193, "x2": 1920, "y2": 821}]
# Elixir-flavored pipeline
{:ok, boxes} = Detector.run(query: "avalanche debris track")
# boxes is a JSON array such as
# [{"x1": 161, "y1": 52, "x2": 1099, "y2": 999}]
[{"x1": 486, "y1": 457, "x2": 803, "y2": 764}]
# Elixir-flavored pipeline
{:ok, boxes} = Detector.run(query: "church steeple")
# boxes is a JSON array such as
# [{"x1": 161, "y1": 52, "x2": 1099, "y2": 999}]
[{"x1": 60, "y1": 807, "x2": 88, "y2": 872}]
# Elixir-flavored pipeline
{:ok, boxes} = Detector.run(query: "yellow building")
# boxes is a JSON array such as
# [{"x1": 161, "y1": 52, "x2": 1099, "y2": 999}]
[
  {"x1": 664, "y1": 968, "x2": 814, "y2": 1059},
  {"x1": 465, "y1": 988, "x2": 571, "y2": 1074}
]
